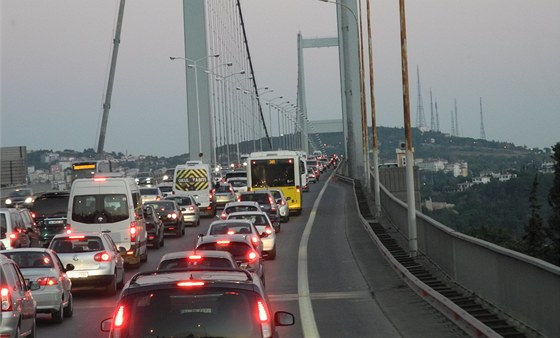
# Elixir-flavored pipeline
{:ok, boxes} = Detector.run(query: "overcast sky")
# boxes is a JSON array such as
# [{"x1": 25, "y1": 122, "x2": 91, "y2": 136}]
[{"x1": 2, "y1": 0, "x2": 559, "y2": 157}]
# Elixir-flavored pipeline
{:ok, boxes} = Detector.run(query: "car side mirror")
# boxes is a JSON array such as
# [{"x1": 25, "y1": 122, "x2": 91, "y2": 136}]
[
  {"x1": 181, "y1": 207, "x2": 187, "y2": 212},
  {"x1": 65, "y1": 263, "x2": 75, "y2": 272},
  {"x1": 118, "y1": 247, "x2": 127, "y2": 256},
  {"x1": 27, "y1": 279, "x2": 40, "y2": 291},
  {"x1": 100, "y1": 318, "x2": 113, "y2": 332},
  {"x1": 286, "y1": 197, "x2": 292, "y2": 201}
]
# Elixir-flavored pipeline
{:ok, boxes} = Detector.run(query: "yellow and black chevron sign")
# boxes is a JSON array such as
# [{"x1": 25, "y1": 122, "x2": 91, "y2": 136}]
[{"x1": 175, "y1": 169, "x2": 209, "y2": 191}]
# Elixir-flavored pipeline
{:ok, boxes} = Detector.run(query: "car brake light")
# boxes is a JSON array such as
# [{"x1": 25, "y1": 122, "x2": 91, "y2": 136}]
[
  {"x1": 220, "y1": 211, "x2": 227, "y2": 219},
  {"x1": 36, "y1": 277, "x2": 58, "y2": 286},
  {"x1": 217, "y1": 240, "x2": 230, "y2": 245},
  {"x1": 177, "y1": 281, "x2": 205, "y2": 287},
  {"x1": 296, "y1": 186, "x2": 300, "y2": 193},
  {"x1": 69, "y1": 235, "x2": 85, "y2": 239},
  {"x1": 251, "y1": 235, "x2": 259, "y2": 244},
  {"x1": 248, "y1": 250, "x2": 258, "y2": 262},
  {"x1": 114, "y1": 305, "x2": 125, "y2": 328},
  {"x1": 65, "y1": 224, "x2": 72, "y2": 234},
  {"x1": 93, "y1": 177, "x2": 107, "y2": 182},
  {"x1": 227, "y1": 230, "x2": 235, "y2": 235},
  {"x1": 264, "y1": 226, "x2": 273, "y2": 235},
  {"x1": 1, "y1": 287, "x2": 12, "y2": 311},
  {"x1": 9, "y1": 233, "x2": 16, "y2": 239},
  {"x1": 257, "y1": 300, "x2": 272, "y2": 337},
  {"x1": 94, "y1": 252, "x2": 111, "y2": 262},
  {"x1": 257, "y1": 300, "x2": 269, "y2": 321},
  {"x1": 188, "y1": 255, "x2": 202, "y2": 261},
  {"x1": 31, "y1": 212, "x2": 36, "y2": 219},
  {"x1": 130, "y1": 221, "x2": 137, "y2": 242}
]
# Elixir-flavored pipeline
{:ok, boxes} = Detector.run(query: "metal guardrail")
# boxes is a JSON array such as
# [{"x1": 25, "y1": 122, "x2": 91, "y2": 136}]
[{"x1": 377, "y1": 177, "x2": 560, "y2": 338}]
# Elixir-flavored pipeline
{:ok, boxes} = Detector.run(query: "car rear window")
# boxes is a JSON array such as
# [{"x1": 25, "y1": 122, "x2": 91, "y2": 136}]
[
  {"x1": 158, "y1": 257, "x2": 235, "y2": 270},
  {"x1": 122, "y1": 289, "x2": 261, "y2": 338},
  {"x1": 31, "y1": 195, "x2": 69, "y2": 217},
  {"x1": 166, "y1": 197, "x2": 192, "y2": 206},
  {"x1": 228, "y1": 214, "x2": 268, "y2": 226},
  {"x1": 147, "y1": 202, "x2": 175, "y2": 211},
  {"x1": 2, "y1": 251, "x2": 54, "y2": 269},
  {"x1": 50, "y1": 236, "x2": 104, "y2": 253},
  {"x1": 197, "y1": 242, "x2": 252, "y2": 258},
  {"x1": 71, "y1": 194, "x2": 128, "y2": 223},
  {"x1": 209, "y1": 223, "x2": 253, "y2": 235},
  {"x1": 239, "y1": 194, "x2": 268, "y2": 204},
  {"x1": 140, "y1": 188, "x2": 159, "y2": 195}
]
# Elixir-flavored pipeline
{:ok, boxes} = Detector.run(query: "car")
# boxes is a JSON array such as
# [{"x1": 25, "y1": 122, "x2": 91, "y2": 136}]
[
  {"x1": 4, "y1": 188, "x2": 34, "y2": 208},
  {"x1": 157, "y1": 182, "x2": 174, "y2": 197},
  {"x1": 204, "y1": 219, "x2": 264, "y2": 254},
  {"x1": 0, "y1": 208, "x2": 32, "y2": 249},
  {"x1": 30, "y1": 191, "x2": 69, "y2": 247},
  {"x1": 157, "y1": 250, "x2": 238, "y2": 270},
  {"x1": 307, "y1": 167, "x2": 318, "y2": 184},
  {"x1": 211, "y1": 182, "x2": 236, "y2": 210},
  {"x1": 228, "y1": 177, "x2": 248, "y2": 195},
  {"x1": 143, "y1": 204, "x2": 164, "y2": 249},
  {"x1": 218, "y1": 201, "x2": 262, "y2": 220},
  {"x1": 18, "y1": 208, "x2": 41, "y2": 247},
  {"x1": 164, "y1": 195, "x2": 200, "y2": 227},
  {"x1": 0, "y1": 253, "x2": 38, "y2": 337},
  {"x1": 135, "y1": 172, "x2": 156, "y2": 186},
  {"x1": 48, "y1": 232, "x2": 126, "y2": 295},
  {"x1": 144, "y1": 200, "x2": 185, "y2": 237},
  {"x1": 269, "y1": 189, "x2": 290, "y2": 222},
  {"x1": 1, "y1": 248, "x2": 74, "y2": 323},
  {"x1": 227, "y1": 211, "x2": 277, "y2": 260},
  {"x1": 139, "y1": 186, "x2": 163, "y2": 203},
  {"x1": 100, "y1": 268, "x2": 294, "y2": 337},
  {"x1": 161, "y1": 168, "x2": 175, "y2": 183},
  {"x1": 196, "y1": 234, "x2": 265, "y2": 286},
  {"x1": 237, "y1": 191, "x2": 281, "y2": 233}
]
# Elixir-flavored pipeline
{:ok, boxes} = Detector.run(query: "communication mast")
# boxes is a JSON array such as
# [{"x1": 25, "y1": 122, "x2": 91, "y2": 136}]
[
  {"x1": 450, "y1": 110, "x2": 455, "y2": 136},
  {"x1": 454, "y1": 99, "x2": 459, "y2": 137},
  {"x1": 429, "y1": 89, "x2": 436, "y2": 131},
  {"x1": 415, "y1": 66, "x2": 427, "y2": 131},
  {"x1": 479, "y1": 97, "x2": 486, "y2": 140},
  {"x1": 435, "y1": 101, "x2": 440, "y2": 132}
]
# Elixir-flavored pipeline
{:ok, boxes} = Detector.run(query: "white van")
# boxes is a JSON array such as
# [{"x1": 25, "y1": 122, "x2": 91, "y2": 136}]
[
  {"x1": 66, "y1": 176, "x2": 148, "y2": 266},
  {"x1": 173, "y1": 161, "x2": 215, "y2": 216}
]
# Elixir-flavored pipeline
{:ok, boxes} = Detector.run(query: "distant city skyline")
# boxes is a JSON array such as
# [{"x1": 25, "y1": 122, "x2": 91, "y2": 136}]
[{"x1": 2, "y1": 0, "x2": 559, "y2": 157}]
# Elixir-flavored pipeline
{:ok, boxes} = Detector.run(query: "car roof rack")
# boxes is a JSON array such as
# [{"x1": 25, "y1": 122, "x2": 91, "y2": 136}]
[{"x1": 129, "y1": 267, "x2": 253, "y2": 285}]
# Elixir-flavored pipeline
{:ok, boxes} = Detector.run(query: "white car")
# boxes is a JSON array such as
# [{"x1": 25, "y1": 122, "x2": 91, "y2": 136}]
[
  {"x1": 227, "y1": 177, "x2": 248, "y2": 195},
  {"x1": 1, "y1": 248, "x2": 74, "y2": 323},
  {"x1": 226, "y1": 211, "x2": 277, "y2": 260}
]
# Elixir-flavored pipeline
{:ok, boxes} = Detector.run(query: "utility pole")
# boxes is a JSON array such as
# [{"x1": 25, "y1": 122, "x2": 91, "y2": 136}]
[{"x1": 97, "y1": 0, "x2": 125, "y2": 158}]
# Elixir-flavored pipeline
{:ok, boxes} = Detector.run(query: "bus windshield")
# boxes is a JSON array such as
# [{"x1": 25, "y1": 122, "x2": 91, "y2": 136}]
[{"x1": 250, "y1": 159, "x2": 295, "y2": 188}]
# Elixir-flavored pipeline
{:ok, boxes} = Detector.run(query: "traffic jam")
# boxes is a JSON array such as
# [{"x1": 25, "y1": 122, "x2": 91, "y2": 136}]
[{"x1": 1, "y1": 151, "x2": 338, "y2": 338}]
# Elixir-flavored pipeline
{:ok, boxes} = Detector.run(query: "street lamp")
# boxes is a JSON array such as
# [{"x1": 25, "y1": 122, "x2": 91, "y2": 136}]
[{"x1": 170, "y1": 54, "x2": 220, "y2": 159}]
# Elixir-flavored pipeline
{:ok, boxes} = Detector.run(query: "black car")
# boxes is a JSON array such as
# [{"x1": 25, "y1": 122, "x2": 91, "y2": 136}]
[
  {"x1": 30, "y1": 191, "x2": 69, "y2": 247},
  {"x1": 144, "y1": 200, "x2": 185, "y2": 237},
  {"x1": 101, "y1": 268, "x2": 294, "y2": 338},
  {"x1": 237, "y1": 191, "x2": 280, "y2": 232},
  {"x1": 142, "y1": 204, "x2": 164, "y2": 249}
]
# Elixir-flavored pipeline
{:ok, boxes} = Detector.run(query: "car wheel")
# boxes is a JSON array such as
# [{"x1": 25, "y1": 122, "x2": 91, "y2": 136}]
[
  {"x1": 63, "y1": 293, "x2": 73, "y2": 318},
  {"x1": 141, "y1": 248, "x2": 148, "y2": 262},
  {"x1": 274, "y1": 222, "x2": 281, "y2": 233},
  {"x1": 152, "y1": 235, "x2": 161, "y2": 249},
  {"x1": 267, "y1": 245, "x2": 277, "y2": 260},
  {"x1": 160, "y1": 232, "x2": 165, "y2": 248},
  {"x1": 106, "y1": 274, "x2": 117, "y2": 296},
  {"x1": 52, "y1": 302, "x2": 64, "y2": 323},
  {"x1": 28, "y1": 318, "x2": 37, "y2": 338},
  {"x1": 175, "y1": 224, "x2": 182, "y2": 237},
  {"x1": 117, "y1": 270, "x2": 125, "y2": 289},
  {"x1": 197, "y1": 218, "x2": 201, "y2": 227},
  {"x1": 181, "y1": 222, "x2": 185, "y2": 235}
]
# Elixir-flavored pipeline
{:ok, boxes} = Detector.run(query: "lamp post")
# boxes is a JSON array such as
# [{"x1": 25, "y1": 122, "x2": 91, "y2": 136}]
[
  {"x1": 170, "y1": 54, "x2": 220, "y2": 160},
  {"x1": 271, "y1": 101, "x2": 291, "y2": 149},
  {"x1": 216, "y1": 70, "x2": 246, "y2": 166},
  {"x1": 261, "y1": 96, "x2": 283, "y2": 149}
]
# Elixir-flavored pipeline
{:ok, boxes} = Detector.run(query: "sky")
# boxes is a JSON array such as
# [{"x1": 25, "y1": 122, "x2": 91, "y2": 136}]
[{"x1": 1, "y1": 0, "x2": 559, "y2": 157}]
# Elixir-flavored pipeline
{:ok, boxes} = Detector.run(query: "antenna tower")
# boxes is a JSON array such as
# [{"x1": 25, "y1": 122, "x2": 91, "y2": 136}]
[
  {"x1": 479, "y1": 97, "x2": 486, "y2": 140},
  {"x1": 435, "y1": 101, "x2": 440, "y2": 132},
  {"x1": 415, "y1": 66, "x2": 427, "y2": 130},
  {"x1": 454, "y1": 99, "x2": 459, "y2": 137},
  {"x1": 450, "y1": 110, "x2": 455, "y2": 136},
  {"x1": 429, "y1": 89, "x2": 436, "y2": 131}
]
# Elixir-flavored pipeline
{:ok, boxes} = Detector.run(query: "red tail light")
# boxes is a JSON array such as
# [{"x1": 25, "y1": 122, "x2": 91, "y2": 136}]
[
  {"x1": 31, "y1": 212, "x2": 36, "y2": 219},
  {"x1": 130, "y1": 221, "x2": 137, "y2": 242},
  {"x1": 264, "y1": 226, "x2": 273, "y2": 235},
  {"x1": 1, "y1": 287, "x2": 12, "y2": 311},
  {"x1": 65, "y1": 224, "x2": 72, "y2": 234},
  {"x1": 220, "y1": 211, "x2": 227, "y2": 219},
  {"x1": 113, "y1": 305, "x2": 126, "y2": 328},
  {"x1": 251, "y1": 235, "x2": 259, "y2": 245},
  {"x1": 257, "y1": 300, "x2": 269, "y2": 322},
  {"x1": 177, "y1": 281, "x2": 205, "y2": 287},
  {"x1": 247, "y1": 250, "x2": 258, "y2": 263},
  {"x1": 94, "y1": 252, "x2": 111, "y2": 262},
  {"x1": 9, "y1": 233, "x2": 16, "y2": 239},
  {"x1": 257, "y1": 300, "x2": 272, "y2": 337},
  {"x1": 296, "y1": 186, "x2": 300, "y2": 193},
  {"x1": 36, "y1": 277, "x2": 58, "y2": 286},
  {"x1": 280, "y1": 200, "x2": 286, "y2": 206},
  {"x1": 188, "y1": 255, "x2": 202, "y2": 261}
]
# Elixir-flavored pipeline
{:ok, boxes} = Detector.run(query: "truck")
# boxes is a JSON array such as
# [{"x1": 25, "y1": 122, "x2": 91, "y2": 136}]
[{"x1": 173, "y1": 161, "x2": 215, "y2": 216}]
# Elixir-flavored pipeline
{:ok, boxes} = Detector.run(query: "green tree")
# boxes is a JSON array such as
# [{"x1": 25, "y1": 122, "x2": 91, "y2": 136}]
[
  {"x1": 547, "y1": 142, "x2": 560, "y2": 265},
  {"x1": 524, "y1": 173, "x2": 546, "y2": 258}
]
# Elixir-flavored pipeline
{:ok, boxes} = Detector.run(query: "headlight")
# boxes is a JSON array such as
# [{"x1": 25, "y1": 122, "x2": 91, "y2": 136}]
[
  {"x1": 5, "y1": 198, "x2": 12, "y2": 205},
  {"x1": 25, "y1": 197, "x2": 33, "y2": 204}
]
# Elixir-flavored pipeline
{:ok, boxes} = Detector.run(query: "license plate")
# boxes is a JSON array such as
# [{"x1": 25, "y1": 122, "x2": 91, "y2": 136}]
[{"x1": 67, "y1": 271, "x2": 89, "y2": 278}]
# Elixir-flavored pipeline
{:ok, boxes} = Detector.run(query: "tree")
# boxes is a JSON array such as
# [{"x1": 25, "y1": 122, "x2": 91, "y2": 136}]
[
  {"x1": 547, "y1": 142, "x2": 560, "y2": 265},
  {"x1": 524, "y1": 173, "x2": 546, "y2": 258}
]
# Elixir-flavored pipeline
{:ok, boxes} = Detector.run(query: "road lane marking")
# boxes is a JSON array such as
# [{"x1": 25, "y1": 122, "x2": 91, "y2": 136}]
[
  {"x1": 298, "y1": 170, "x2": 335, "y2": 338},
  {"x1": 269, "y1": 290, "x2": 372, "y2": 302}
]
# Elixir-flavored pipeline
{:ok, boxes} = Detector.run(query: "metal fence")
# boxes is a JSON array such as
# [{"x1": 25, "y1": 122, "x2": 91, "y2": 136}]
[{"x1": 377, "y1": 178, "x2": 560, "y2": 338}]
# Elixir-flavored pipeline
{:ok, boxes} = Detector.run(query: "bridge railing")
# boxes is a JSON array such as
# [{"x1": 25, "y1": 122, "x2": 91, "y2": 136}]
[{"x1": 376, "y1": 176, "x2": 560, "y2": 338}]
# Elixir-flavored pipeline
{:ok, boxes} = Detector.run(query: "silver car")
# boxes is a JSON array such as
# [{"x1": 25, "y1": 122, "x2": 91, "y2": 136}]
[
  {"x1": 157, "y1": 250, "x2": 237, "y2": 270},
  {"x1": 269, "y1": 189, "x2": 290, "y2": 222},
  {"x1": 226, "y1": 211, "x2": 277, "y2": 260},
  {"x1": 164, "y1": 195, "x2": 201, "y2": 227},
  {"x1": 0, "y1": 253, "x2": 37, "y2": 337},
  {"x1": 49, "y1": 232, "x2": 125, "y2": 295},
  {"x1": 1, "y1": 248, "x2": 74, "y2": 323}
]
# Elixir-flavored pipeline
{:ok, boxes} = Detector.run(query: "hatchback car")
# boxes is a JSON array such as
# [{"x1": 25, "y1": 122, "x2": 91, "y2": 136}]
[
  {"x1": 143, "y1": 204, "x2": 164, "y2": 249},
  {"x1": 1, "y1": 208, "x2": 32, "y2": 249},
  {"x1": 100, "y1": 268, "x2": 294, "y2": 337},
  {"x1": 269, "y1": 189, "x2": 290, "y2": 222},
  {"x1": 4, "y1": 188, "x2": 34, "y2": 208},
  {"x1": 157, "y1": 250, "x2": 237, "y2": 270},
  {"x1": 196, "y1": 234, "x2": 265, "y2": 285},
  {"x1": 227, "y1": 211, "x2": 277, "y2": 260},
  {"x1": 164, "y1": 195, "x2": 200, "y2": 227},
  {"x1": 205, "y1": 219, "x2": 263, "y2": 254},
  {"x1": 135, "y1": 172, "x2": 156, "y2": 186},
  {"x1": 307, "y1": 166, "x2": 318, "y2": 184},
  {"x1": 227, "y1": 177, "x2": 248, "y2": 195},
  {"x1": 139, "y1": 186, "x2": 163, "y2": 203},
  {"x1": 218, "y1": 201, "x2": 262, "y2": 220},
  {"x1": 211, "y1": 182, "x2": 236, "y2": 210},
  {"x1": 1, "y1": 248, "x2": 74, "y2": 323},
  {"x1": 30, "y1": 191, "x2": 69, "y2": 247},
  {"x1": 0, "y1": 253, "x2": 38, "y2": 337},
  {"x1": 237, "y1": 191, "x2": 280, "y2": 233},
  {"x1": 49, "y1": 232, "x2": 125, "y2": 295},
  {"x1": 144, "y1": 200, "x2": 185, "y2": 237}
]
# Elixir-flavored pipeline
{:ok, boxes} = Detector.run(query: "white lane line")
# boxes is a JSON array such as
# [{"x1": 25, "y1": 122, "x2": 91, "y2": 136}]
[
  {"x1": 270, "y1": 290, "x2": 372, "y2": 302},
  {"x1": 298, "y1": 170, "x2": 335, "y2": 338}
]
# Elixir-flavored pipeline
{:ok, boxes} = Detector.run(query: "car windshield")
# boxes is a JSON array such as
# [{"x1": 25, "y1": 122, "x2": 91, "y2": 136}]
[
  {"x1": 2, "y1": 251, "x2": 54, "y2": 269},
  {"x1": 158, "y1": 257, "x2": 235, "y2": 270},
  {"x1": 50, "y1": 236, "x2": 104, "y2": 253},
  {"x1": 71, "y1": 194, "x2": 128, "y2": 223},
  {"x1": 123, "y1": 289, "x2": 261, "y2": 338},
  {"x1": 9, "y1": 189, "x2": 31, "y2": 197}
]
